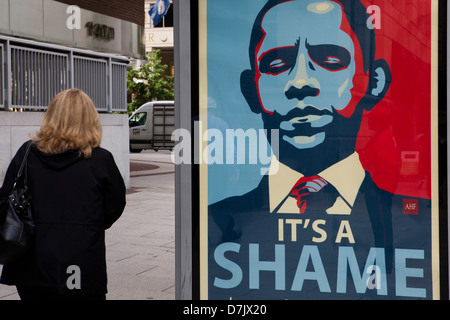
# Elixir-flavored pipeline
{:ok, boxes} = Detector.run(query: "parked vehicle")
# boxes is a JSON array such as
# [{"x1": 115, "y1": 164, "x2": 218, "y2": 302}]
[{"x1": 129, "y1": 101, "x2": 175, "y2": 152}]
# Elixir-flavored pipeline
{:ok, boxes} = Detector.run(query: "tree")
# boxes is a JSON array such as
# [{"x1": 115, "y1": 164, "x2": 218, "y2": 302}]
[{"x1": 127, "y1": 49, "x2": 174, "y2": 114}]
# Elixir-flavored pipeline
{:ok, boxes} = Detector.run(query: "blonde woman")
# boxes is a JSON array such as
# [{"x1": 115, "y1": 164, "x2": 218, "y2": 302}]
[{"x1": 0, "y1": 89, "x2": 126, "y2": 300}]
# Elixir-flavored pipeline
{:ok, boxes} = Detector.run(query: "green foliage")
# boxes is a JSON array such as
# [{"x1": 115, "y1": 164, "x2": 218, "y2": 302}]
[{"x1": 127, "y1": 49, "x2": 174, "y2": 114}]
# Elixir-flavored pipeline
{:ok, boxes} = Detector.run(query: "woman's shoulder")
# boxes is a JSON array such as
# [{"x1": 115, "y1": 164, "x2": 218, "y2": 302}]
[{"x1": 90, "y1": 147, "x2": 116, "y2": 162}]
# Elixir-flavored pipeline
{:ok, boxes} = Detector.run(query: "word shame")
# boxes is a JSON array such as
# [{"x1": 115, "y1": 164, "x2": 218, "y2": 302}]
[{"x1": 213, "y1": 243, "x2": 426, "y2": 298}]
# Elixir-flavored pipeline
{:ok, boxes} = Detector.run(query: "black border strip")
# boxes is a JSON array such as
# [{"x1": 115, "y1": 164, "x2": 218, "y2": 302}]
[
  {"x1": 191, "y1": 0, "x2": 200, "y2": 301},
  {"x1": 438, "y1": 0, "x2": 448, "y2": 301}
]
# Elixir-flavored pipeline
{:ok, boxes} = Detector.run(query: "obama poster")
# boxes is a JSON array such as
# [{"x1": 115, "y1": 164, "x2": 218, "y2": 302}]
[{"x1": 196, "y1": 0, "x2": 443, "y2": 300}]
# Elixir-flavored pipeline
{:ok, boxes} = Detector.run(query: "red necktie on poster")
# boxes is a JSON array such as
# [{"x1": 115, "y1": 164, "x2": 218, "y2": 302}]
[{"x1": 289, "y1": 175, "x2": 328, "y2": 214}]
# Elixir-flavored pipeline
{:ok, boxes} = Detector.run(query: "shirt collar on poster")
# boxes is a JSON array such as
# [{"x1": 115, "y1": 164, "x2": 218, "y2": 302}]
[{"x1": 268, "y1": 152, "x2": 365, "y2": 214}]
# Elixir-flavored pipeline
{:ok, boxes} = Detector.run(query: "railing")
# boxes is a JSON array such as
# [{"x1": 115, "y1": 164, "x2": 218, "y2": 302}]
[
  {"x1": 0, "y1": 35, "x2": 128, "y2": 112},
  {"x1": 73, "y1": 56, "x2": 108, "y2": 111},
  {"x1": 10, "y1": 46, "x2": 69, "y2": 109}
]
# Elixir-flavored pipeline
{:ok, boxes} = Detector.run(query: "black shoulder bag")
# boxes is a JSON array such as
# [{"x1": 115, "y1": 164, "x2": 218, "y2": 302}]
[{"x1": 0, "y1": 141, "x2": 35, "y2": 264}]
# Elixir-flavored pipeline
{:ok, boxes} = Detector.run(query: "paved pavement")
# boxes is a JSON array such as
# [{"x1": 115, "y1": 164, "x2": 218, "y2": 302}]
[{"x1": 0, "y1": 150, "x2": 175, "y2": 300}]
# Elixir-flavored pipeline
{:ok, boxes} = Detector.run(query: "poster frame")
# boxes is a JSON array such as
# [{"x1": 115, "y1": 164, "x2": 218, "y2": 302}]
[{"x1": 174, "y1": 0, "x2": 449, "y2": 300}]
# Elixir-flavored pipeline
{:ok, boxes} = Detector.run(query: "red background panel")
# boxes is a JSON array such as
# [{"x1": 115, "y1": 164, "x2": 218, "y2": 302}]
[{"x1": 356, "y1": 0, "x2": 432, "y2": 199}]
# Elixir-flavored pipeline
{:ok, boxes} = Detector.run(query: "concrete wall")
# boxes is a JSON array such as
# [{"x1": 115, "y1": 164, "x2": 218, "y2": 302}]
[
  {"x1": 0, "y1": 0, "x2": 145, "y2": 61},
  {"x1": 0, "y1": 112, "x2": 130, "y2": 188}
]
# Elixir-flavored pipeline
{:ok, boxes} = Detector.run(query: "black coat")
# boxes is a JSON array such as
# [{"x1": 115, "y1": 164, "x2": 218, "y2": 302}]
[{"x1": 0, "y1": 141, "x2": 126, "y2": 294}]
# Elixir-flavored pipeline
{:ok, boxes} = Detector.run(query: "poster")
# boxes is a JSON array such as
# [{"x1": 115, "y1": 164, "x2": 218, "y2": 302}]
[{"x1": 197, "y1": 0, "x2": 441, "y2": 299}]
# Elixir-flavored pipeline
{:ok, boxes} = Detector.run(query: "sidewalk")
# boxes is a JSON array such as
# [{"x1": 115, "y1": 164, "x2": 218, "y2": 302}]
[{"x1": 0, "y1": 150, "x2": 175, "y2": 300}]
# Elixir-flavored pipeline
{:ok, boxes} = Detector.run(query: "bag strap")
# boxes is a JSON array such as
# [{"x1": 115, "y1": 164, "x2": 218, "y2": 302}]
[{"x1": 15, "y1": 141, "x2": 33, "y2": 185}]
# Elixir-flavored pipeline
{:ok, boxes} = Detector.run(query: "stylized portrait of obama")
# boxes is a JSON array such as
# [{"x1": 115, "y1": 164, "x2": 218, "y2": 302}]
[
  {"x1": 240, "y1": 0, "x2": 392, "y2": 215},
  {"x1": 208, "y1": 0, "x2": 433, "y2": 300}
]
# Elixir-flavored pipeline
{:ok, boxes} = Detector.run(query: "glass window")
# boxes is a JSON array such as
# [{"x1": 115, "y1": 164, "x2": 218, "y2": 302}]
[
  {"x1": 129, "y1": 112, "x2": 147, "y2": 127},
  {"x1": 154, "y1": 5, "x2": 173, "y2": 28}
]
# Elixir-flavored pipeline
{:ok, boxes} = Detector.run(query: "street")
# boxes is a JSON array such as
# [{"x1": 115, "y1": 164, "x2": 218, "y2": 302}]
[{"x1": 106, "y1": 149, "x2": 175, "y2": 300}]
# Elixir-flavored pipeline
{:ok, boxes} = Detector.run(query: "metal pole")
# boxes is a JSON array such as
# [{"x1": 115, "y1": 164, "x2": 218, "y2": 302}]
[
  {"x1": 107, "y1": 57, "x2": 112, "y2": 113},
  {"x1": 5, "y1": 40, "x2": 11, "y2": 110},
  {"x1": 174, "y1": 0, "x2": 193, "y2": 300},
  {"x1": 68, "y1": 51, "x2": 74, "y2": 89},
  {"x1": 447, "y1": 0, "x2": 450, "y2": 299}
]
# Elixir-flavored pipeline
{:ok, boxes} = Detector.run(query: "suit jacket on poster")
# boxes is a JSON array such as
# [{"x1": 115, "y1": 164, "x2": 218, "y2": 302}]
[
  {"x1": 208, "y1": 173, "x2": 432, "y2": 300},
  {"x1": 0, "y1": 141, "x2": 126, "y2": 295}
]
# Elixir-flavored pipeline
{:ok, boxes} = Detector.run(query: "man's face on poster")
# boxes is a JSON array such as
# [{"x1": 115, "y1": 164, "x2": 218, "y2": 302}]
[{"x1": 254, "y1": 0, "x2": 368, "y2": 151}]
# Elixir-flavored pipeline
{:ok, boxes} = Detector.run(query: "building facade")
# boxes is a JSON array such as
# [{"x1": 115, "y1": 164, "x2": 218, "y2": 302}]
[
  {"x1": 144, "y1": 0, "x2": 174, "y2": 76},
  {"x1": 0, "y1": 0, "x2": 147, "y2": 187}
]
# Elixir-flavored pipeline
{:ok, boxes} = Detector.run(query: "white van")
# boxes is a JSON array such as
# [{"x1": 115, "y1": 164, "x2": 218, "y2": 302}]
[{"x1": 129, "y1": 101, "x2": 175, "y2": 152}]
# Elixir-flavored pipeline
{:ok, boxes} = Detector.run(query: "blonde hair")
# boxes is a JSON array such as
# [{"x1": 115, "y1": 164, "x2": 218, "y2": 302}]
[{"x1": 33, "y1": 88, "x2": 102, "y2": 158}]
